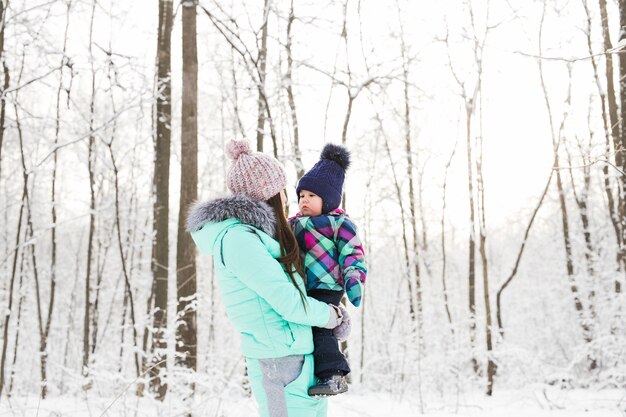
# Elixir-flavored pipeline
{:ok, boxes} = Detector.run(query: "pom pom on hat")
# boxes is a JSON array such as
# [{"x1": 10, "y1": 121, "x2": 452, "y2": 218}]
[
  {"x1": 320, "y1": 143, "x2": 351, "y2": 170},
  {"x1": 226, "y1": 139, "x2": 252, "y2": 160}
]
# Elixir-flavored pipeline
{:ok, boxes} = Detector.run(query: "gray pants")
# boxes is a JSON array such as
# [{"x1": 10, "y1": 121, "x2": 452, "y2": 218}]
[{"x1": 246, "y1": 354, "x2": 328, "y2": 417}]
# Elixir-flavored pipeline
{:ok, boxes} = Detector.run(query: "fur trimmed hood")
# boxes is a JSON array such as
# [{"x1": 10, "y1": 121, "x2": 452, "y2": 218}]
[{"x1": 186, "y1": 194, "x2": 276, "y2": 238}]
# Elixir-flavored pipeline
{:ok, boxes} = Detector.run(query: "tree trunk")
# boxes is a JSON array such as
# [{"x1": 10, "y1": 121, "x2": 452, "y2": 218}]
[
  {"x1": 598, "y1": 0, "x2": 620, "y2": 154},
  {"x1": 591, "y1": 0, "x2": 625, "y2": 291},
  {"x1": 15, "y1": 55, "x2": 47, "y2": 397},
  {"x1": 553, "y1": 152, "x2": 592, "y2": 343},
  {"x1": 359, "y1": 136, "x2": 378, "y2": 384},
  {"x1": 41, "y1": 0, "x2": 71, "y2": 398},
  {"x1": 496, "y1": 168, "x2": 554, "y2": 336},
  {"x1": 380, "y1": 119, "x2": 417, "y2": 324},
  {"x1": 82, "y1": 0, "x2": 98, "y2": 385},
  {"x1": 341, "y1": 95, "x2": 354, "y2": 147},
  {"x1": 7, "y1": 68, "x2": 29, "y2": 396},
  {"x1": 60, "y1": 250, "x2": 81, "y2": 395},
  {"x1": 618, "y1": 0, "x2": 626, "y2": 293},
  {"x1": 230, "y1": 47, "x2": 245, "y2": 137},
  {"x1": 119, "y1": 289, "x2": 129, "y2": 373},
  {"x1": 376, "y1": 108, "x2": 415, "y2": 388},
  {"x1": 91, "y1": 222, "x2": 113, "y2": 359},
  {"x1": 8, "y1": 252, "x2": 25, "y2": 396},
  {"x1": 0, "y1": 176, "x2": 26, "y2": 399},
  {"x1": 0, "y1": 0, "x2": 8, "y2": 182},
  {"x1": 472, "y1": 20, "x2": 496, "y2": 390},
  {"x1": 143, "y1": 278, "x2": 156, "y2": 374},
  {"x1": 441, "y1": 142, "x2": 457, "y2": 334},
  {"x1": 150, "y1": 0, "x2": 173, "y2": 400},
  {"x1": 109, "y1": 146, "x2": 142, "y2": 383},
  {"x1": 256, "y1": 0, "x2": 270, "y2": 153},
  {"x1": 476, "y1": 132, "x2": 496, "y2": 395},
  {"x1": 177, "y1": 0, "x2": 198, "y2": 384},
  {"x1": 402, "y1": 49, "x2": 423, "y2": 339},
  {"x1": 396, "y1": 14, "x2": 424, "y2": 402},
  {"x1": 564, "y1": 139, "x2": 599, "y2": 332},
  {"x1": 285, "y1": 0, "x2": 304, "y2": 179},
  {"x1": 465, "y1": 102, "x2": 479, "y2": 375},
  {"x1": 538, "y1": 6, "x2": 595, "y2": 366}
]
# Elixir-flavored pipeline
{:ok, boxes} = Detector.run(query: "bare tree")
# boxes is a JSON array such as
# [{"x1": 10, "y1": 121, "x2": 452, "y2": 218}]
[
  {"x1": 229, "y1": 46, "x2": 245, "y2": 137},
  {"x1": 176, "y1": 0, "x2": 198, "y2": 385},
  {"x1": 359, "y1": 130, "x2": 380, "y2": 384},
  {"x1": 538, "y1": 3, "x2": 595, "y2": 368},
  {"x1": 475, "y1": 102, "x2": 496, "y2": 395},
  {"x1": 619, "y1": 0, "x2": 626, "y2": 269},
  {"x1": 201, "y1": 3, "x2": 279, "y2": 158},
  {"x1": 6, "y1": 52, "x2": 29, "y2": 397},
  {"x1": 103, "y1": 49, "x2": 142, "y2": 385},
  {"x1": 15, "y1": 48, "x2": 47, "y2": 398},
  {"x1": 374, "y1": 106, "x2": 417, "y2": 388},
  {"x1": 150, "y1": 0, "x2": 173, "y2": 400},
  {"x1": 0, "y1": 183, "x2": 25, "y2": 399},
  {"x1": 564, "y1": 133, "x2": 598, "y2": 314},
  {"x1": 0, "y1": 0, "x2": 8, "y2": 181},
  {"x1": 393, "y1": 0, "x2": 425, "y2": 404},
  {"x1": 284, "y1": 0, "x2": 304, "y2": 179},
  {"x1": 377, "y1": 109, "x2": 417, "y2": 324},
  {"x1": 586, "y1": 0, "x2": 624, "y2": 293},
  {"x1": 90, "y1": 208, "x2": 114, "y2": 360},
  {"x1": 39, "y1": 0, "x2": 72, "y2": 399},
  {"x1": 0, "y1": 45, "x2": 23, "y2": 396},
  {"x1": 443, "y1": 10, "x2": 481, "y2": 377},
  {"x1": 256, "y1": 0, "x2": 270, "y2": 152},
  {"x1": 7, "y1": 249, "x2": 25, "y2": 396},
  {"x1": 443, "y1": 0, "x2": 498, "y2": 390},
  {"x1": 496, "y1": 171, "x2": 554, "y2": 336},
  {"x1": 467, "y1": 3, "x2": 497, "y2": 393},
  {"x1": 440, "y1": 141, "x2": 457, "y2": 334},
  {"x1": 82, "y1": 0, "x2": 98, "y2": 385},
  {"x1": 607, "y1": 0, "x2": 626, "y2": 264}
]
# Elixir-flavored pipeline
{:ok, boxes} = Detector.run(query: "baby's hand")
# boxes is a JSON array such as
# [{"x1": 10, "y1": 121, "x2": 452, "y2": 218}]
[{"x1": 344, "y1": 275, "x2": 363, "y2": 307}]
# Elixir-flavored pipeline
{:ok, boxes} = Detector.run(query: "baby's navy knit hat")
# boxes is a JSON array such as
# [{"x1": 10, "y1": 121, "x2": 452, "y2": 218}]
[{"x1": 296, "y1": 143, "x2": 351, "y2": 213}]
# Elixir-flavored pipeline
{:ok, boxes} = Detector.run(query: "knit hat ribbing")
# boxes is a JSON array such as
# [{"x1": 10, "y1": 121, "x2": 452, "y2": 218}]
[{"x1": 226, "y1": 139, "x2": 286, "y2": 201}]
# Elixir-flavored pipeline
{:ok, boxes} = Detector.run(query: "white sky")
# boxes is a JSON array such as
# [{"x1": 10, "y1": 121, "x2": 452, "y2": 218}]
[{"x1": 11, "y1": 0, "x2": 618, "y2": 234}]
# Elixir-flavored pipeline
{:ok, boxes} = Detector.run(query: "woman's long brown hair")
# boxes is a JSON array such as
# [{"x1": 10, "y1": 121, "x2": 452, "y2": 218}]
[{"x1": 265, "y1": 192, "x2": 308, "y2": 309}]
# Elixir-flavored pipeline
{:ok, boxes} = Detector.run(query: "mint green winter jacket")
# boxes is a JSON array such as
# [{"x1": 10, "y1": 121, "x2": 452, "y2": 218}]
[{"x1": 187, "y1": 194, "x2": 332, "y2": 359}]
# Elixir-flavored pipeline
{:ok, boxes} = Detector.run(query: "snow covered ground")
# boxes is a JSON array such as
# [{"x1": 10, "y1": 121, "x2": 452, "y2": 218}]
[{"x1": 1, "y1": 387, "x2": 624, "y2": 416}]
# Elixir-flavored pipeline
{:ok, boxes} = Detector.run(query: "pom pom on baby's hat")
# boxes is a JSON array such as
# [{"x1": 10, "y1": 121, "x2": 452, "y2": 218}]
[
  {"x1": 226, "y1": 139, "x2": 252, "y2": 161},
  {"x1": 320, "y1": 143, "x2": 351, "y2": 170}
]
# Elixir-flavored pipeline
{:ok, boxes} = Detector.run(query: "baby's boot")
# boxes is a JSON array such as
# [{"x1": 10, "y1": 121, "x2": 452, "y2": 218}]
[{"x1": 307, "y1": 374, "x2": 348, "y2": 397}]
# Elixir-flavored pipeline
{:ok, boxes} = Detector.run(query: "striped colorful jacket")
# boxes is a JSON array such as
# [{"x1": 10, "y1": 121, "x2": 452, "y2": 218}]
[{"x1": 288, "y1": 209, "x2": 367, "y2": 307}]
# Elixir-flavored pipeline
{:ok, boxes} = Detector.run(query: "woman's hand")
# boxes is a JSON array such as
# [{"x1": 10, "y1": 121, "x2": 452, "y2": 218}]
[
  {"x1": 322, "y1": 304, "x2": 343, "y2": 329},
  {"x1": 332, "y1": 305, "x2": 351, "y2": 341}
]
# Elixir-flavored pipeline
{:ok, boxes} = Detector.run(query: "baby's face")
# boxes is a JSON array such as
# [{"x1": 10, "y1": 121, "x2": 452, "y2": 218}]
[{"x1": 298, "y1": 189, "x2": 323, "y2": 217}]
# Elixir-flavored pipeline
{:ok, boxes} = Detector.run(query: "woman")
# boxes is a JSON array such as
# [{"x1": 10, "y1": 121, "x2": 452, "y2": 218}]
[{"x1": 187, "y1": 139, "x2": 348, "y2": 417}]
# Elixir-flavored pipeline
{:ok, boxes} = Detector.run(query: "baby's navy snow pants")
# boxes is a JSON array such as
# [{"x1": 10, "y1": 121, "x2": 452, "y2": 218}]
[
  {"x1": 308, "y1": 289, "x2": 350, "y2": 378},
  {"x1": 246, "y1": 353, "x2": 328, "y2": 417}
]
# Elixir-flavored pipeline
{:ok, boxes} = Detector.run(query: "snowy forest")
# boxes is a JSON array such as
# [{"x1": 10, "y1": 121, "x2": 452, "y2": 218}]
[{"x1": 0, "y1": 0, "x2": 625, "y2": 415}]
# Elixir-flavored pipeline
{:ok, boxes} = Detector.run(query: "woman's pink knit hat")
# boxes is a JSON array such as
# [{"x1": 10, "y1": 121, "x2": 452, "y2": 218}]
[{"x1": 225, "y1": 139, "x2": 286, "y2": 201}]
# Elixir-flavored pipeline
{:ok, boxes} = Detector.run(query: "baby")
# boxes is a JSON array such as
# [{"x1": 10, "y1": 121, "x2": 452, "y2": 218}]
[{"x1": 288, "y1": 144, "x2": 367, "y2": 397}]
